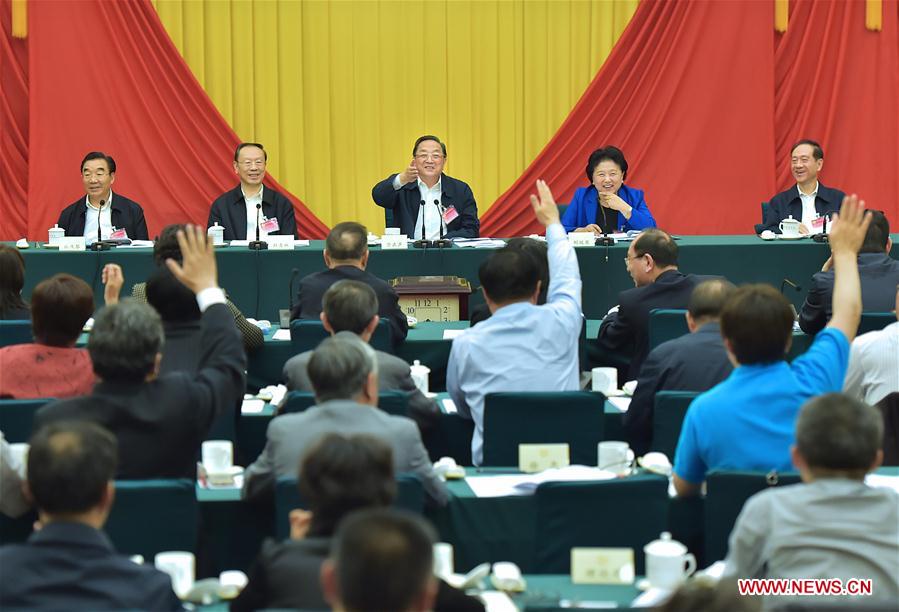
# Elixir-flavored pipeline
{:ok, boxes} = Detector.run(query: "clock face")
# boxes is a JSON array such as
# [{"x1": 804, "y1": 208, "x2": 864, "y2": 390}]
[{"x1": 399, "y1": 295, "x2": 460, "y2": 322}]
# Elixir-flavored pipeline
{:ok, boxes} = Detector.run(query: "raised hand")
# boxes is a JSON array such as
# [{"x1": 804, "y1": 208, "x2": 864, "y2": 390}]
[
  {"x1": 165, "y1": 225, "x2": 218, "y2": 294},
  {"x1": 398, "y1": 160, "x2": 419, "y2": 185},
  {"x1": 102, "y1": 263, "x2": 124, "y2": 305},
  {"x1": 828, "y1": 194, "x2": 872, "y2": 257}
]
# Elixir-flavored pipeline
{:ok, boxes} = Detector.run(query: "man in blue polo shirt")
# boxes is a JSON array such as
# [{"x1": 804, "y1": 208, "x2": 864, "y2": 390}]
[{"x1": 673, "y1": 195, "x2": 872, "y2": 497}]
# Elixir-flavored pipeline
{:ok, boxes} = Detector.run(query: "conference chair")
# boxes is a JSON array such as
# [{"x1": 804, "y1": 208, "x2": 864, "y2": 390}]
[
  {"x1": 650, "y1": 391, "x2": 699, "y2": 460},
  {"x1": 481, "y1": 392, "x2": 605, "y2": 467},
  {"x1": 0, "y1": 320, "x2": 32, "y2": 348},
  {"x1": 279, "y1": 390, "x2": 409, "y2": 417},
  {"x1": 704, "y1": 470, "x2": 801, "y2": 563},
  {"x1": 104, "y1": 479, "x2": 198, "y2": 559},
  {"x1": 289, "y1": 318, "x2": 393, "y2": 354},
  {"x1": 0, "y1": 398, "x2": 51, "y2": 443},
  {"x1": 858, "y1": 312, "x2": 894, "y2": 335},
  {"x1": 273, "y1": 473, "x2": 425, "y2": 540},
  {"x1": 534, "y1": 474, "x2": 669, "y2": 574},
  {"x1": 648, "y1": 309, "x2": 689, "y2": 352},
  {"x1": 753, "y1": 201, "x2": 770, "y2": 234}
]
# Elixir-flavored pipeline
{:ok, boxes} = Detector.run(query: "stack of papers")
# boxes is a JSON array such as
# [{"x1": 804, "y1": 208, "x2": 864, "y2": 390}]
[
  {"x1": 452, "y1": 238, "x2": 506, "y2": 249},
  {"x1": 465, "y1": 466, "x2": 616, "y2": 498}
]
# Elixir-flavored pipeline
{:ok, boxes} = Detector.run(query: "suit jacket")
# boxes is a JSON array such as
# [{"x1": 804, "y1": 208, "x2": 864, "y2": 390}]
[
  {"x1": 208, "y1": 185, "x2": 298, "y2": 240},
  {"x1": 0, "y1": 522, "x2": 181, "y2": 610},
  {"x1": 232, "y1": 535, "x2": 484, "y2": 612},
  {"x1": 132, "y1": 281, "x2": 264, "y2": 351},
  {"x1": 290, "y1": 265, "x2": 408, "y2": 348},
  {"x1": 624, "y1": 322, "x2": 733, "y2": 456},
  {"x1": 799, "y1": 252, "x2": 899, "y2": 335},
  {"x1": 282, "y1": 331, "x2": 439, "y2": 431},
  {"x1": 561, "y1": 184, "x2": 657, "y2": 233},
  {"x1": 597, "y1": 270, "x2": 713, "y2": 380},
  {"x1": 56, "y1": 193, "x2": 149, "y2": 240},
  {"x1": 761, "y1": 182, "x2": 845, "y2": 233},
  {"x1": 242, "y1": 399, "x2": 448, "y2": 506},
  {"x1": 372, "y1": 173, "x2": 480, "y2": 238},
  {"x1": 35, "y1": 303, "x2": 246, "y2": 479}
]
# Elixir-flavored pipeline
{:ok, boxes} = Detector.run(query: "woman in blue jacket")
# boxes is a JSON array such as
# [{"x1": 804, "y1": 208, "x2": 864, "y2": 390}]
[{"x1": 561, "y1": 146, "x2": 656, "y2": 233}]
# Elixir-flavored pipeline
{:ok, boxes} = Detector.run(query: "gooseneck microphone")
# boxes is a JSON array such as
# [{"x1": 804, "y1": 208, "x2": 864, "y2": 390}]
[
  {"x1": 413, "y1": 199, "x2": 432, "y2": 249},
  {"x1": 595, "y1": 192, "x2": 615, "y2": 247},
  {"x1": 249, "y1": 202, "x2": 268, "y2": 250},
  {"x1": 91, "y1": 199, "x2": 111, "y2": 251},
  {"x1": 433, "y1": 198, "x2": 452, "y2": 248},
  {"x1": 780, "y1": 278, "x2": 803, "y2": 294}
]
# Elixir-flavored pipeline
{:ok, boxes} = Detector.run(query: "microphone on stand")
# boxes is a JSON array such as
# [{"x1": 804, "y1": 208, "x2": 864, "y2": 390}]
[
  {"x1": 249, "y1": 202, "x2": 268, "y2": 250},
  {"x1": 433, "y1": 198, "x2": 451, "y2": 248},
  {"x1": 91, "y1": 199, "x2": 111, "y2": 251},
  {"x1": 595, "y1": 192, "x2": 615, "y2": 247},
  {"x1": 413, "y1": 199, "x2": 432, "y2": 249}
]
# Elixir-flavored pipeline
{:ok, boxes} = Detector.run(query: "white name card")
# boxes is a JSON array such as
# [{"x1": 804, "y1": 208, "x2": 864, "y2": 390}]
[
  {"x1": 568, "y1": 232, "x2": 595, "y2": 247},
  {"x1": 571, "y1": 547, "x2": 635, "y2": 584},
  {"x1": 58, "y1": 237, "x2": 86, "y2": 251},
  {"x1": 518, "y1": 443, "x2": 570, "y2": 473},
  {"x1": 265, "y1": 235, "x2": 294, "y2": 250},
  {"x1": 381, "y1": 234, "x2": 408, "y2": 250}
]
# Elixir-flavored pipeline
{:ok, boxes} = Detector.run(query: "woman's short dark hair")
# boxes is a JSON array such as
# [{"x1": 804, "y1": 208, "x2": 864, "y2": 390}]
[
  {"x1": 720, "y1": 284, "x2": 794, "y2": 365},
  {"x1": 586, "y1": 146, "x2": 628, "y2": 182},
  {"x1": 0, "y1": 245, "x2": 28, "y2": 318},
  {"x1": 31, "y1": 274, "x2": 95, "y2": 347}
]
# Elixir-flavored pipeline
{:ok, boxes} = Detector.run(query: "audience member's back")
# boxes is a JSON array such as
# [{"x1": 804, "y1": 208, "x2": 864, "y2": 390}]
[{"x1": 147, "y1": 265, "x2": 202, "y2": 375}]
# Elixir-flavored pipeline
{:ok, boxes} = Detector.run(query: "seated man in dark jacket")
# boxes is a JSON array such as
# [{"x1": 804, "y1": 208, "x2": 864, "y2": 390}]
[
  {"x1": 0, "y1": 421, "x2": 180, "y2": 609},
  {"x1": 799, "y1": 210, "x2": 899, "y2": 335},
  {"x1": 233, "y1": 433, "x2": 481, "y2": 612},
  {"x1": 625, "y1": 279, "x2": 736, "y2": 456},
  {"x1": 35, "y1": 226, "x2": 246, "y2": 479}
]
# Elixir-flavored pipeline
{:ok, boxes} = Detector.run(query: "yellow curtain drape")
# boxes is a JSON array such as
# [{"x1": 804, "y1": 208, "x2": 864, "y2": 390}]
[{"x1": 151, "y1": 0, "x2": 638, "y2": 232}]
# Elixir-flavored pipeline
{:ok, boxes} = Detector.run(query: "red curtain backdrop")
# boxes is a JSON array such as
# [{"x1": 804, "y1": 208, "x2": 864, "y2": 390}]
[
  {"x1": 0, "y1": 0, "x2": 28, "y2": 238},
  {"x1": 3, "y1": 0, "x2": 327, "y2": 241},
  {"x1": 481, "y1": 0, "x2": 899, "y2": 237}
]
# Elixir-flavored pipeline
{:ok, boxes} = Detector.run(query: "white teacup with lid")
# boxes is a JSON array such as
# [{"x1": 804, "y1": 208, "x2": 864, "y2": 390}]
[
  {"x1": 48, "y1": 224, "x2": 65, "y2": 245},
  {"x1": 779, "y1": 216, "x2": 801, "y2": 237},
  {"x1": 207, "y1": 222, "x2": 225, "y2": 246},
  {"x1": 410, "y1": 360, "x2": 430, "y2": 394},
  {"x1": 644, "y1": 531, "x2": 696, "y2": 589}
]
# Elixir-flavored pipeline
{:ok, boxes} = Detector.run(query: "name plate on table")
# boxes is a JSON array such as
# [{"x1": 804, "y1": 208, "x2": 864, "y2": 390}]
[
  {"x1": 568, "y1": 232, "x2": 595, "y2": 247},
  {"x1": 381, "y1": 234, "x2": 407, "y2": 250},
  {"x1": 266, "y1": 235, "x2": 294, "y2": 250},
  {"x1": 58, "y1": 237, "x2": 86, "y2": 251},
  {"x1": 519, "y1": 443, "x2": 570, "y2": 473},
  {"x1": 571, "y1": 548, "x2": 635, "y2": 585}
]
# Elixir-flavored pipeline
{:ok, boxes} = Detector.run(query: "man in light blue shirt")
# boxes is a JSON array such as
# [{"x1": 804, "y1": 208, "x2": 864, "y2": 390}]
[
  {"x1": 447, "y1": 180, "x2": 583, "y2": 465},
  {"x1": 673, "y1": 195, "x2": 873, "y2": 496}
]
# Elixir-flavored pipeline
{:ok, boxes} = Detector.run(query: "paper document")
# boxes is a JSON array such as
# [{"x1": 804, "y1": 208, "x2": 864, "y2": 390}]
[
  {"x1": 442, "y1": 399, "x2": 458, "y2": 414},
  {"x1": 272, "y1": 329, "x2": 292, "y2": 341},
  {"x1": 443, "y1": 329, "x2": 466, "y2": 339},
  {"x1": 117, "y1": 240, "x2": 155, "y2": 248},
  {"x1": 229, "y1": 240, "x2": 250, "y2": 246},
  {"x1": 452, "y1": 238, "x2": 506, "y2": 249},
  {"x1": 608, "y1": 397, "x2": 631, "y2": 412},
  {"x1": 241, "y1": 399, "x2": 266, "y2": 414},
  {"x1": 465, "y1": 475, "x2": 536, "y2": 498},
  {"x1": 631, "y1": 587, "x2": 673, "y2": 608}
]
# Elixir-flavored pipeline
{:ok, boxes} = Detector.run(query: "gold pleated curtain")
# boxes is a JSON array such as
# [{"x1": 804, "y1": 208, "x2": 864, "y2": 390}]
[{"x1": 151, "y1": 0, "x2": 638, "y2": 231}]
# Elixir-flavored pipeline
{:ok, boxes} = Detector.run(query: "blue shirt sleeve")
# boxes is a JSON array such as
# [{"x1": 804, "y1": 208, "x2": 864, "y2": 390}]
[
  {"x1": 790, "y1": 327, "x2": 850, "y2": 396},
  {"x1": 673, "y1": 402, "x2": 707, "y2": 484}
]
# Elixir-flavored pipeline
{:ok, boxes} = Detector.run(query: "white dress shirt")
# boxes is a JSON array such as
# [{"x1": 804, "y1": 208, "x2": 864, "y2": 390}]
[
  {"x1": 844, "y1": 321, "x2": 899, "y2": 405},
  {"x1": 244, "y1": 186, "x2": 266, "y2": 239},
  {"x1": 82, "y1": 191, "x2": 114, "y2": 244},
  {"x1": 446, "y1": 223, "x2": 583, "y2": 465},
  {"x1": 798, "y1": 182, "x2": 819, "y2": 231},
  {"x1": 393, "y1": 174, "x2": 444, "y2": 240}
]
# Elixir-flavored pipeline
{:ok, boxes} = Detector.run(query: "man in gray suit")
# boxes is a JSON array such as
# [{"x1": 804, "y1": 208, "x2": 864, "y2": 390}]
[
  {"x1": 282, "y1": 280, "x2": 439, "y2": 432},
  {"x1": 244, "y1": 335, "x2": 447, "y2": 506}
]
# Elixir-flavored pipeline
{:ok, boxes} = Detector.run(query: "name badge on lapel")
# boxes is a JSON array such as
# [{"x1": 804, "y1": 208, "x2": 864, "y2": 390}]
[
  {"x1": 260, "y1": 217, "x2": 280, "y2": 233},
  {"x1": 442, "y1": 206, "x2": 459, "y2": 225}
]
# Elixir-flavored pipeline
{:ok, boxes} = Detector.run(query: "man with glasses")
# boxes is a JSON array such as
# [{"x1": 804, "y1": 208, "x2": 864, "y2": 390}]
[
  {"x1": 597, "y1": 229, "x2": 717, "y2": 380},
  {"x1": 208, "y1": 142, "x2": 298, "y2": 240},
  {"x1": 372, "y1": 135, "x2": 480, "y2": 239}
]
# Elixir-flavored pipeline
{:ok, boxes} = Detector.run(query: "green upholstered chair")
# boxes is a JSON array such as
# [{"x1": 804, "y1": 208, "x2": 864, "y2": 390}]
[
  {"x1": 0, "y1": 398, "x2": 51, "y2": 443},
  {"x1": 104, "y1": 479, "x2": 199, "y2": 558},
  {"x1": 704, "y1": 470, "x2": 801, "y2": 563},
  {"x1": 648, "y1": 309, "x2": 689, "y2": 352},
  {"x1": 534, "y1": 474, "x2": 670, "y2": 574},
  {"x1": 650, "y1": 391, "x2": 699, "y2": 460},
  {"x1": 289, "y1": 319, "x2": 392, "y2": 354},
  {"x1": 482, "y1": 392, "x2": 605, "y2": 467},
  {"x1": 0, "y1": 320, "x2": 32, "y2": 348},
  {"x1": 280, "y1": 391, "x2": 408, "y2": 418},
  {"x1": 274, "y1": 473, "x2": 424, "y2": 540}
]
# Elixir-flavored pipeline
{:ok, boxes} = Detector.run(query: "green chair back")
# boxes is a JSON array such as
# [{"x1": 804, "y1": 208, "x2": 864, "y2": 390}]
[
  {"x1": 274, "y1": 473, "x2": 425, "y2": 540},
  {"x1": 648, "y1": 309, "x2": 689, "y2": 351},
  {"x1": 289, "y1": 319, "x2": 393, "y2": 354},
  {"x1": 105, "y1": 479, "x2": 198, "y2": 559},
  {"x1": 858, "y1": 312, "x2": 894, "y2": 335},
  {"x1": 482, "y1": 392, "x2": 605, "y2": 467},
  {"x1": 704, "y1": 470, "x2": 801, "y2": 563},
  {"x1": 651, "y1": 391, "x2": 699, "y2": 460},
  {"x1": 0, "y1": 398, "x2": 51, "y2": 443},
  {"x1": 0, "y1": 320, "x2": 32, "y2": 348},
  {"x1": 534, "y1": 474, "x2": 669, "y2": 574},
  {"x1": 280, "y1": 391, "x2": 408, "y2": 417}
]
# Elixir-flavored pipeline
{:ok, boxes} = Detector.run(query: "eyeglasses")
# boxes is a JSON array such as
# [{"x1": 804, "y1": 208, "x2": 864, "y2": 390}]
[
  {"x1": 624, "y1": 253, "x2": 646, "y2": 264},
  {"x1": 239, "y1": 160, "x2": 265, "y2": 168},
  {"x1": 414, "y1": 153, "x2": 445, "y2": 161}
]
